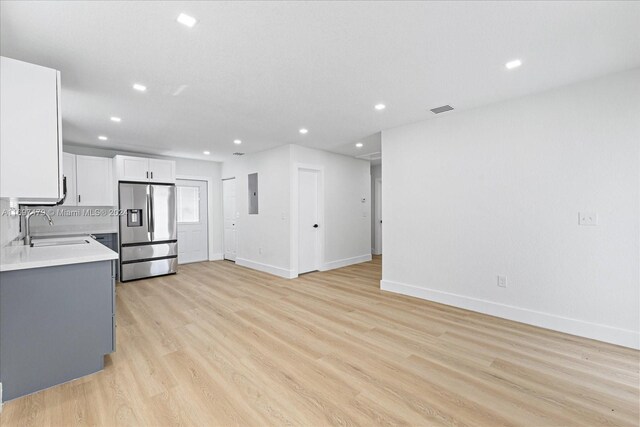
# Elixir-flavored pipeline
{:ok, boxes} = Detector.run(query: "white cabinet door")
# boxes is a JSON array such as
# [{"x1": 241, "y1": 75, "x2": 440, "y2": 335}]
[
  {"x1": 149, "y1": 158, "x2": 176, "y2": 183},
  {"x1": 76, "y1": 155, "x2": 114, "y2": 206},
  {"x1": 116, "y1": 156, "x2": 149, "y2": 182},
  {"x1": 61, "y1": 153, "x2": 77, "y2": 206},
  {"x1": 0, "y1": 57, "x2": 63, "y2": 202}
]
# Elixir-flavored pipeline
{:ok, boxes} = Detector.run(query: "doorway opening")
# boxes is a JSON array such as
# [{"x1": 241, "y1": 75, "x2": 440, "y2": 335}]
[{"x1": 374, "y1": 177, "x2": 382, "y2": 255}]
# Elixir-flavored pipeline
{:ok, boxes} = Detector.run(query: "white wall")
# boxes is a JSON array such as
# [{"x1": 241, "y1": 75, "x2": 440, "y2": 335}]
[
  {"x1": 222, "y1": 144, "x2": 372, "y2": 278},
  {"x1": 381, "y1": 69, "x2": 640, "y2": 349},
  {"x1": 222, "y1": 145, "x2": 293, "y2": 277},
  {"x1": 63, "y1": 144, "x2": 224, "y2": 260},
  {"x1": 370, "y1": 163, "x2": 382, "y2": 253},
  {"x1": 291, "y1": 145, "x2": 371, "y2": 271}
]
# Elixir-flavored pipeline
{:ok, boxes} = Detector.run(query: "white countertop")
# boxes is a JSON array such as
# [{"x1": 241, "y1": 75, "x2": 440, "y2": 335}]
[{"x1": 0, "y1": 235, "x2": 118, "y2": 272}]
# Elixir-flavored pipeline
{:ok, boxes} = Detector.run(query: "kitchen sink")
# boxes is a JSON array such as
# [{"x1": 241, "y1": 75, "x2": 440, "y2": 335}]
[{"x1": 30, "y1": 239, "x2": 90, "y2": 247}]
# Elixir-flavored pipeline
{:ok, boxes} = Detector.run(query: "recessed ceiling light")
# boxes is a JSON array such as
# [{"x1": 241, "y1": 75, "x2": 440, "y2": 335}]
[
  {"x1": 374, "y1": 103, "x2": 386, "y2": 111},
  {"x1": 132, "y1": 83, "x2": 147, "y2": 92},
  {"x1": 98, "y1": 136, "x2": 108, "y2": 141},
  {"x1": 299, "y1": 128, "x2": 308, "y2": 134},
  {"x1": 356, "y1": 142, "x2": 363, "y2": 148},
  {"x1": 505, "y1": 59, "x2": 522, "y2": 70},
  {"x1": 177, "y1": 13, "x2": 197, "y2": 28},
  {"x1": 203, "y1": 151, "x2": 210, "y2": 155},
  {"x1": 233, "y1": 139, "x2": 242, "y2": 145},
  {"x1": 110, "y1": 116, "x2": 121, "y2": 122}
]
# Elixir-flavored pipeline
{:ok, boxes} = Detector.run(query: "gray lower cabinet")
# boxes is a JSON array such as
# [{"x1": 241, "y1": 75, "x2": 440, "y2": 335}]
[
  {"x1": 0, "y1": 260, "x2": 115, "y2": 402},
  {"x1": 94, "y1": 233, "x2": 119, "y2": 280},
  {"x1": 93, "y1": 233, "x2": 117, "y2": 252}
]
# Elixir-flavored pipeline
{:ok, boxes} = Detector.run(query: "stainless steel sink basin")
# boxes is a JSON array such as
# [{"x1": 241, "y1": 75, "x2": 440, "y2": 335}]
[{"x1": 30, "y1": 239, "x2": 90, "y2": 247}]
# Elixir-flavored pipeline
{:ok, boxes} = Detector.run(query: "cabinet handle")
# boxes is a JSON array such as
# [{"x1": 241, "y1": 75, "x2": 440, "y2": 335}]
[
  {"x1": 146, "y1": 171, "x2": 149, "y2": 179},
  {"x1": 78, "y1": 194, "x2": 81, "y2": 203},
  {"x1": 151, "y1": 171, "x2": 153, "y2": 179}
]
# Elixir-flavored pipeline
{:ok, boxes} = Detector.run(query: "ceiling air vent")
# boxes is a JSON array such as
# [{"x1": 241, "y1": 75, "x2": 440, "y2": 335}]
[
  {"x1": 430, "y1": 105, "x2": 454, "y2": 114},
  {"x1": 233, "y1": 152, "x2": 245, "y2": 156}
]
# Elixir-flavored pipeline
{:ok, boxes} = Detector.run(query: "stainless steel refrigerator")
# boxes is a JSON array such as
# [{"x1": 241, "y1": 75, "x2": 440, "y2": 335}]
[{"x1": 119, "y1": 182, "x2": 177, "y2": 281}]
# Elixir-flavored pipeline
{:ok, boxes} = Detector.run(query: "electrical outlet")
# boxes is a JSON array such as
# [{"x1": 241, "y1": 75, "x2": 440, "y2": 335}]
[
  {"x1": 497, "y1": 275, "x2": 507, "y2": 288},
  {"x1": 579, "y1": 212, "x2": 598, "y2": 226}
]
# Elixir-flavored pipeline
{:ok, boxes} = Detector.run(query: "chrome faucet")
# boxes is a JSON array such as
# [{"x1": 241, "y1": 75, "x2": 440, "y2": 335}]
[{"x1": 24, "y1": 210, "x2": 54, "y2": 246}]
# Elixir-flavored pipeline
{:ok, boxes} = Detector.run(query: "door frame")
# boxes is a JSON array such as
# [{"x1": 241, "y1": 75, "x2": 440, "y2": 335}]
[
  {"x1": 221, "y1": 177, "x2": 237, "y2": 262},
  {"x1": 176, "y1": 174, "x2": 214, "y2": 261},
  {"x1": 291, "y1": 163, "x2": 325, "y2": 277},
  {"x1": 374, "y1": 177, "x2": 382, "y2": 255}
]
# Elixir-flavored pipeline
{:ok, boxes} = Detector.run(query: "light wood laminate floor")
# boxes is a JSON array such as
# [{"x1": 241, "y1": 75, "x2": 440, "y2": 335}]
[{"x1": 1, "y1": 257, "x2": 638, "y2": 426}]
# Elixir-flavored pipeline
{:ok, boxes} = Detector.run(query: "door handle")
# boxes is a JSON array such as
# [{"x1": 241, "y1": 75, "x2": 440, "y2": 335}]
[
  {"x1": 149, "y1": 186, "x2": 155, "y2": 234},
  {"x1": 146, "y1": 190, "x2": 152, "y2": 236},
  {"x1": 313, "y1": 224, "x2": 319, "y2": 228}
]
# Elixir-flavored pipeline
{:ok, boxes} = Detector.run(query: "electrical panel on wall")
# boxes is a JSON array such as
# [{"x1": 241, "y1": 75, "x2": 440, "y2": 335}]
[{"x1": 248, "y1": 172, "x2": 258, "y2": 214}]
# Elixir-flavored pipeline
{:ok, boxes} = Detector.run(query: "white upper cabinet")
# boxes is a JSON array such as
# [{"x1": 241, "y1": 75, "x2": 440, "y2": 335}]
[
  {"x1": 61, "y1": 152, "x2": 77, "y2": 207},
  {"x1": 76, "y1": 155, "x2": 114, "y2": 206},
  {"x1": 0, "y1": 57, "x2": 63, "y2": 202},
  {"x1": 61, "y1": 154, "x2": 115, "y2": 206},
  {"x1": 148, "y1": 158, "x2": 176, "y2": 183},
  {"x1": 114, "y1": 155, "x2": 175, "y2": 184},
  {"x1": 117, "y1": 156, "x2": 149, "y2": 182}
]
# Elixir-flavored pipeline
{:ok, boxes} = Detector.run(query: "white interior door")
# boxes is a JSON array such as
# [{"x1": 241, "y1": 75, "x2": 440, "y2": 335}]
[
  {"x1": 176, "y1": 179, "x2": 208, "y2": 264},
  {"x1": 298, "y1": 169, "x2": 320, "y2": 274},
  {"x1": 223, "y1": 178, "x2": 237, "y2": 261},
  {"x1": 375, "y1": 178, "x2": 382, "y2": 255}
]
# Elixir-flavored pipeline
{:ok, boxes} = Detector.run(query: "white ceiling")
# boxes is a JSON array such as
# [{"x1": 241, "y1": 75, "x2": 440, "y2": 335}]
[{"x1": 2, "y1": 1, "x2": 639, "y2": 163}]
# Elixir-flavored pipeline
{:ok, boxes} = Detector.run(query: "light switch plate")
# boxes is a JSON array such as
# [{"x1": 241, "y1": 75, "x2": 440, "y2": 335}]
[
  {"x1": 497, "y1": 275, "x2": 507, "y2": 288},
  {"x1": 579, "y1": 212, "x2": 598, "y2": 226}
]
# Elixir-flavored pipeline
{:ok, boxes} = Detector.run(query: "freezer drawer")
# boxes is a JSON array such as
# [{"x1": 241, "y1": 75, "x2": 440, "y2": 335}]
[
  {"x1": 121, "y1": 258, "x2": 177, "y2": 282},
  {"x1": 121, "y1": 242, "x2": 177, "y2": 262}
]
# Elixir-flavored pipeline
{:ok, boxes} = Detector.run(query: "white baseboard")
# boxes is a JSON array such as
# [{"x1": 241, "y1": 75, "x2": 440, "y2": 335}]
[
  {"x1": 381, "y1": 279, "x2": 640, "y2": 350},
  {"x1": 236, "y1": 258, "x2": 296, "y2": 279},
  {"x1": 208, "y1": 253, "x2": 224, "y2": 261},
  {"x1": 321, "y1": 254, "x2": 372, "y2": 271}
]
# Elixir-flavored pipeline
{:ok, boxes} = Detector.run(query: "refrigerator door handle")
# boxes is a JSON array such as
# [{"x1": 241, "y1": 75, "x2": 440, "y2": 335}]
[
  {"x1": 146, "y1": 188, "x2": 152, "y2": 240},
  {"x1": 149, "y1": 185, "x2": 155, "y2": 237}
]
